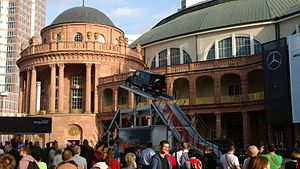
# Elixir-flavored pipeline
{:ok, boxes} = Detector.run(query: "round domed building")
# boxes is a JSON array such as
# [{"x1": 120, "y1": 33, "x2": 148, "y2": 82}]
[{"x1": 17, "y1": 6, "x2": 144, "y2": 145}]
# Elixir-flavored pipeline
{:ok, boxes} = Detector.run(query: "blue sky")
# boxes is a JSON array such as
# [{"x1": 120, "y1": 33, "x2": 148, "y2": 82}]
[{"x1": 46, "y1": 0, "x2": 180, "y2": 34}]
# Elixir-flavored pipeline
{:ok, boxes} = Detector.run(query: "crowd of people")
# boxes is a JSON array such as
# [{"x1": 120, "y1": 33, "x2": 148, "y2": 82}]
[{"x1": 0, "y1": 137, "x2": 300, "y2": 169}]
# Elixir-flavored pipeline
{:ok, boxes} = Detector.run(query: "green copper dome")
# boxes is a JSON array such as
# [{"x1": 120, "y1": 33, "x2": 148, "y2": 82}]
[
  {"x1": 51, "y1": 6, "x2": 114, "y2": 26},
  {"x1": 130, "y1": 0, "x2": 300, "y2": 48}
]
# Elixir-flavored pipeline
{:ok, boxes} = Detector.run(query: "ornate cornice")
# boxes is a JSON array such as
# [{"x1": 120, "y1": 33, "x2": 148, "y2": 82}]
[{"x1": 17, "y1": 51, "x2": 145, "y2": 72}]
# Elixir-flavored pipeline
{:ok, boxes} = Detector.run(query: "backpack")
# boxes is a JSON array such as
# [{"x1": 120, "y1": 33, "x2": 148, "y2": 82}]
[
  {"x1": 180, "y1": 152, "x2": 189, "y2": 166},
  {"x1": 27, "y1": 161, "x2": 39, "y2": 169},
  {"x1": 189, "y1": 159, "x2": 201, "y2": 169}
]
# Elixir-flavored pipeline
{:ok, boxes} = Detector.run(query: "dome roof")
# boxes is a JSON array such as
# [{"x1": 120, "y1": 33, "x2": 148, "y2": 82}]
[
  {"x1": 51, "y1": 6, "x2": 114, "y2": 26},
  {"x1": 130, "y1": 0, "x2": 300, "y2": 48}
]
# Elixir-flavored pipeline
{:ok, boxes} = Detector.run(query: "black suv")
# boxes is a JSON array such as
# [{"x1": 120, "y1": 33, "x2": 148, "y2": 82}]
[{"x1": 125, "y1": 70, "x2": 166, "y2": 95}]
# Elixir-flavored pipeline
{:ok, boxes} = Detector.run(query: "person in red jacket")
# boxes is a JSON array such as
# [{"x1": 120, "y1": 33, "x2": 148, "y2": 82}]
[
  {"x1": 107, "y1": 149, "x2": 120, "y2": 169},
  {"x1": 166, "y1": 153, "x2": 177, "y2": 169}
]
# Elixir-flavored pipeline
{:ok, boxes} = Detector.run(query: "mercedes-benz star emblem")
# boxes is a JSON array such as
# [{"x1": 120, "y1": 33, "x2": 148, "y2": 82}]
[{"x1": 266, "y1": 51, "x2": 282, "y2": 70}]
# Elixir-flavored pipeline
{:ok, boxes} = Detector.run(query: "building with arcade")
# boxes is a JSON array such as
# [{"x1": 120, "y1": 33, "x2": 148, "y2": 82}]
[{"x1": 17, "y1": 0, "x2": 300, "y2": 149}]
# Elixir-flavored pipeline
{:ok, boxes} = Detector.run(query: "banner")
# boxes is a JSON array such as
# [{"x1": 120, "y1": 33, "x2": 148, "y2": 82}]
[
  {"x1": 0, "y1": 117, "x2": 52, "y2": 133},
  {"x1": 262, "y1": 38, "x2": 291, "y2": 124},
  {"x1": 288, "y1": 34, "x2": 300, "y2": 123}
]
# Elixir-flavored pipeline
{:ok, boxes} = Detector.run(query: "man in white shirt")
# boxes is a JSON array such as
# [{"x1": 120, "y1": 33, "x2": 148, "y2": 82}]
[
  {"x1": 220, "y1": 145, "x2": 241, "y2": 169},
  {"x1": 73, "y1": 145, "x2": 87, "y2": 169},
  {"x1": 173, "y1": 142, "x2": 189, "y2": 168}
]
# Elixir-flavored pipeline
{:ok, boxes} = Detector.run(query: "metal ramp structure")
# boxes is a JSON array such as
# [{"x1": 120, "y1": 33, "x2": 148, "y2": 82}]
[{"x1": 100, "y1": 82, "x2": 221, "y2": 158}]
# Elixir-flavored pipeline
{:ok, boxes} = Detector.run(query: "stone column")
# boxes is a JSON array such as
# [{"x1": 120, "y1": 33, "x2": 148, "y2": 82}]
[
  {"x1": 113, "y1": 89, "x2": 118, "y2": 111},
  {"x1": 167, "y1": 78, "x2": 174, "y2": 96},
  {"x1": 295, "y1": 124, "x2": 300, "y2": 141},
  {"x1": 99, "y1": 90, "x2": 103, "y2": 113},
  {"x1": 85, "y1": 63, "x2": 92, "y2": 113},
  {"x1": 241, "y1": 71, "x2": 248, "y2": 102},
  {"x1": 214, "y1": 73, "x2": 221, "y2": 103},
  {"x1": 128, "y1": 92, "x2": 134, "y2": 109},
  {"x1": 25, "y1": 68, "x2": 31, "y2": 113},
  {"x1": 93, "y1": 64, "x2": 100, "y2": 113},
  {"x1": 18, "y1": 74, "x2": 24, "y2": 113},
  {"x1": 29, "y1": 67, "x2": 37, "y2": 115},
  {"x1": 58, "y1": 64, "x2": 65, "y2": 113},
  {"x1": 242, "y1": 111, "x2": 250, "y2": 149},
  {"x1": 49, "y1": 64, "x2": 56, "y2": 113},
  {"x1": 215, "y1": 112, "x2": 222, "y2": 139},
  {"x1": 189, "y1": 75, "x2": 196, "y2": 105}
]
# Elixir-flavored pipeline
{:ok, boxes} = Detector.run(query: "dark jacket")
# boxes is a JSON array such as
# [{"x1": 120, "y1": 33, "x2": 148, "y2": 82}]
[
  {"x1": 149, "y1": 153, "x2": 172, "y2": 169},
  {"x1": 285, "y1": 160, "x2": 297, "y2": 169},
  {"x1": 202, "y1": 153, "x2": 217, "y2": 169}
]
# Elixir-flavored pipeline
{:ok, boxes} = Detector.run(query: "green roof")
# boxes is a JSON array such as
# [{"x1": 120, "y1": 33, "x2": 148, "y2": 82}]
[
  {"x1": 51, "y1": 6, "x2": 114, "y2": 27},
  {"x1": 130, "y1": 0, "x2": 300, "y2": 48}
]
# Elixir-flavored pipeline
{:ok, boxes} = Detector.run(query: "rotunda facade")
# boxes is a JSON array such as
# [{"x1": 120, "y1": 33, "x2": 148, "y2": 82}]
[{"x1": 17, "y1": 6, "x2": 144, "y2": 146}]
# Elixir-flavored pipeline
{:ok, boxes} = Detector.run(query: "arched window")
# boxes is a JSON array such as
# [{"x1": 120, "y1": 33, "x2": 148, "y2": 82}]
[
  {"x1": 158, "y1": 49, "x2": 167, "y2": 67},
  {"x1": 254, "y1": 40, "x2": 262, "y2": 54},
  {"x1": 170, "y1": 48, "x2": 180, "y2": 65},
  {"x1": 183, "y1": 50, "x2": 192, "y2": 64},
  {"x1": 219, "y1": 37, "x2": 232, "y2": 58},
  {"x1": 98, "y1": 34, "x2": 105, "y2": 43},
  {"x1": 56, "y1": 35, "x2": 61, "y2": 43},
  {"x1": 151, "y1": 57, "x2": 156, "y2": 68},
  {"x1": 207, "y1": 44, "x2": 215, "y2": 60},
  {"x1": 236, "y1": 37, "x2": 250, "y2": 56},
  {"x1": 74, "y1": 32, "x2": 83, "y2": 42}
]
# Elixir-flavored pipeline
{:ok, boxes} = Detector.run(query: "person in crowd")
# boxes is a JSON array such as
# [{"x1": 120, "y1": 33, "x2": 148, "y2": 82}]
[
  {"x1": 202, "y1": 146, "x2": 217, "y2": 169},
  {"x1": 294, "y1": 140, "x2": 300, "y2": 152},
  {"x1": 263, "y1": 144, "x2": 282, "y2": 169},
  {"x1": 92, "y1": 141, "x2": 105, "y2": 165},
  {"x1": 149, "y1": 140, "x2": 172, "y2": 169},
  {"x1": 0, "y1": 153, "x2": 17, "y2": 169},
  {"x1": 33, "y1": 153, "x2": 47, "y2": 169},
  {"x1": 107, "y1": 149, "x2": 121, "y2": 169},
  {"x1": 92, "y1": 162, "x2": 109, "y2": 169},
  {"x1": 9, "y1": 141, "x2": 22, "y2": 168},
  {"x1": 48, "y1": 140, "x2": 58, "y2": 168},
  {"x1": 73, "y1": 145, "x2": 88, "y2": 169},
  {"x1": 81, "y1": 139, "x2": 94, "y2": 169},
  {"x1": 182, "y1": 149, "x2": 201, "y2": 169},
  {"x1": 285, "y1": 151, "x2": 300, "y2": 169},
  {"x1": 42, "y1": 142, "x2": 51, "y2": 165},
  {"x1": 56, "y1": 149, "x2": 78, "y2": 169},
  {"x1": 248, "y1": 156, "x2": 270, "y2": 169},
  {"x1": 123, "y1": 152, "x2": 137, "y2": 169},
  {"x1": 18, "y1": 146, "x2": 39, "y2": 169},
  {"x1": 166, "y1": 151, "x2": 177, "y2": 169},
  {"x1": 109, "y1": 140, "x2": 121, "y2": 159},
  {"x1": 0, "y1": 144, "x2": 4, "y2": 155},
  {"x1": 52, "y1": 149, "x2": 63, "y2": 169},
  {"x1": 139, "y1": 141, "x2": 156, "y2": 169},
  {"x1": 258, "y1": 144, "x2": 268, "y2": 155},
  {"x1": 220, "y1": 145, "x2": 241, "y2": 169},
  {"x1": 243, "y1": 145, "x2": 259, "y2": 169},
  {"x1": 30, "y1": 141, "x2": 43, "y2": 160},
  {"x1": 173, "y1": 142, "x2": 189, "y2": 169}
]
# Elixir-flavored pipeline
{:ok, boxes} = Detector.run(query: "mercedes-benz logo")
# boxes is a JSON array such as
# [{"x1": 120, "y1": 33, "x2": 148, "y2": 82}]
[{"x1": 266, "y1": 51, "x2": 282, "y2": 70}]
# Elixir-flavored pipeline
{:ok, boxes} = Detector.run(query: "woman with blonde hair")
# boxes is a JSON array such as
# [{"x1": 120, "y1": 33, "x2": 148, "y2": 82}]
[
  {"x1": 248, "y1": 156, "x2": 270, "y2": 169},
  {"x1": 124, "y1": 152, "x2": 137, "y2": 169}
]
